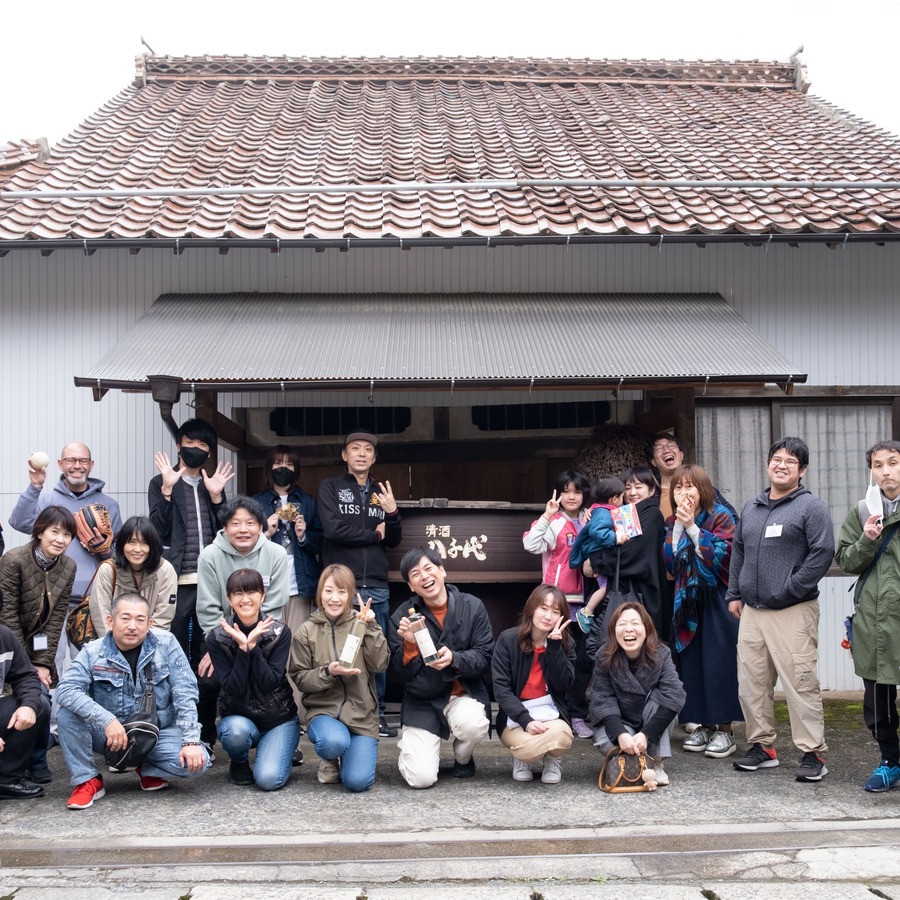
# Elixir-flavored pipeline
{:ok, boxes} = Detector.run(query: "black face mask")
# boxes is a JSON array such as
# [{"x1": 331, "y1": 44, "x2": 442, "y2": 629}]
[
  {"x1": 179, "y1": 446, "x2": 209, "y2": 469},
  {"x1": 272, "y1": 466, "x2": 295, "y2": 488}
]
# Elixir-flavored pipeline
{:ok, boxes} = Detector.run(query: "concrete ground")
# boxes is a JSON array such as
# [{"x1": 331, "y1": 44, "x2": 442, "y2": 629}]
[{"x1": 1, "y1": 694, "x2": 899, "y2": 898}]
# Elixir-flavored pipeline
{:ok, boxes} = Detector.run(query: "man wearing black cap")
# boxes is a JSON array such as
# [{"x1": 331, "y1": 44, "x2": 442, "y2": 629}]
[{"x1": 319, "y1": 431, "x2": 402, "y2": 737}]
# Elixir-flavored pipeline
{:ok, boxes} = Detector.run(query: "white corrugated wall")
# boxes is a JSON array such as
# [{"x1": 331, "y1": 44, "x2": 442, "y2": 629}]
[{"x1": 1, "y1": 240, "x2": 895, "y2": 688}]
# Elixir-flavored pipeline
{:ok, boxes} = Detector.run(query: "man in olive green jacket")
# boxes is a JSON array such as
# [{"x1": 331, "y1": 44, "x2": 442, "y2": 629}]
[{"x1": 836, "y1": 440, "x2": 900, "y2": 794}]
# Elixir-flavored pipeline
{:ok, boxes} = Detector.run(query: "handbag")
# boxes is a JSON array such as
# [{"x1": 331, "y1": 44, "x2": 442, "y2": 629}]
[
  {"x1": 587, "y1": 548, "x2": 644, "y2": 656},
  {"x1": 66, "y1": 559, "x2": 116, "y2": 650},
  {"x1": 598, "y1": 746, "x2": 658, "y2": 793},
  {"x1": 104, "y1": 661, "x2": 160, "y2": 772}
]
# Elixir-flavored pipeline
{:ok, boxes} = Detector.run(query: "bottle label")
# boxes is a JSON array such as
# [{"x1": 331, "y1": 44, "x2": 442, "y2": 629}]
[
  {"x1": 339, "y1": 633, "x2": 362, "y2": 667},
  {"x1": 414, "y1": 628, "x2": 438, "y2": 660}
]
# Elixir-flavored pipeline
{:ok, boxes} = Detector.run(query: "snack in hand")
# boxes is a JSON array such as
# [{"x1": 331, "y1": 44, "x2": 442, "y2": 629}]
[{"x1": 275, "y1": 503, "x2": 298, "y2": 522}]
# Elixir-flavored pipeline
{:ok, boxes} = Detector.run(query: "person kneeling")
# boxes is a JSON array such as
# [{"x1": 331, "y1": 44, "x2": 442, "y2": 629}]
[
  {"x1": 56, "y1": 593, "x2": 209, "y2": 809},
  {"x1": 292, "y1": 565, "x2": 389, "y2": 793},
  {"x1": 388, "y1": 548, "x2": 493, "y2": 789},
  {"x1": 207, "y1": 569, "x2": 299, "y2": 791},
  {"x1": 492, "y1": 585, "x2": 575, "y2": 785},
  {"x1": 589, "y1": 603, "x2": 685, "y2": 786}
]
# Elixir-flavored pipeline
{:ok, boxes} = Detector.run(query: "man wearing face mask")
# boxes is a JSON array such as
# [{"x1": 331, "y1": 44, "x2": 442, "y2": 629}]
[{"x1": 149, "y1": 419, "x2": 234, "y2": 751}]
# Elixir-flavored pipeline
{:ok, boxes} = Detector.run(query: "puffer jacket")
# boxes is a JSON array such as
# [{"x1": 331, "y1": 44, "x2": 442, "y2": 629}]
[
  {"x1": 206, "y1": 615, "x2": 297, "y2": 731},
  {"x1": 291, "y1": 607, "x2": 389, "y2": 739},
  {"x1": 55, "y1": 629, "x2": 201, "y2": 742},
  {"x1": 0, "y1": 543, "x2": 76, "y2": 680}
]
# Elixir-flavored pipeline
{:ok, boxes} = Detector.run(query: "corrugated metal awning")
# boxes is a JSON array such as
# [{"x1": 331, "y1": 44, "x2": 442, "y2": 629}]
[{"x1": 74, "y1": 292, "x2": 805, "y2": 393}]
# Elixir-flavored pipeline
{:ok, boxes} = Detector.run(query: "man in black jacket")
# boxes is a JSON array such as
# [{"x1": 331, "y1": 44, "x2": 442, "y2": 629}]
[
  {"x1": 388, "y1": 547, "x2": 493, "y2": 788},
  {"x1": 0, "y1": 608, "x2": 50, "y2": 799},
  {"x1": 319, "y1": 430, "x2": 401, "y2": 737},
  {"x1": 149, "y1": 418, "x2": 234, "y2": 748}
]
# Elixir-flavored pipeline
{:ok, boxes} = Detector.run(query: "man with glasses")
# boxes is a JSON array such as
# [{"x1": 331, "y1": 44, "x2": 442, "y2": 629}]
[
  {"x1": 726, "y1": 437, "x2": 834, "y2": 782},
  {"x1": 10, "y1": 443, "x2": 123, "y2": 665}
]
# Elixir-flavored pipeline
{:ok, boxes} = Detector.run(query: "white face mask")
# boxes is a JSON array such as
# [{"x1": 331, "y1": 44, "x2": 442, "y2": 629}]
[{"x1": 866, "y1": 471, "x2": 884, "y2": 524}]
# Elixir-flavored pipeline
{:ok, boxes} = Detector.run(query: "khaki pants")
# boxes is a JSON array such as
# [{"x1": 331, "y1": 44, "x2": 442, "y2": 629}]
[
  {"x1": 736, "y1": 601, "x2": 827, "y2": 754},
  {"x1": 398, "y1": 695, "x2": 490, "y2": 789},
  {"x1": 500, "y1": 719, "x2": 573, "y2": 762}
]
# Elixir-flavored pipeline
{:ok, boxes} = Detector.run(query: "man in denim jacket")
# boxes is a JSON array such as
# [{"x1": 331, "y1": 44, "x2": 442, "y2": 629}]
[{"x1": 56, "y1": 593, "x2": 209, "y2": 809}]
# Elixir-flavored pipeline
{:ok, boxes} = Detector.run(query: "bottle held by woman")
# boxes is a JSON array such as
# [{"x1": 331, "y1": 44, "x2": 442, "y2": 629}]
[{"x1": 491, "y1": 585, "x2": 576, "y2": 784}]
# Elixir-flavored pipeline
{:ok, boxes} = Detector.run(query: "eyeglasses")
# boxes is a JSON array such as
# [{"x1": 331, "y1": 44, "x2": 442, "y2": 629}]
[
  {"x1": 653, "y1": 441, "x2": 679, "y2": 451},
  {"x1": 769, "y1": 456, "x2": 800, "y2": 469},
  {"x1": 61, "y1": 457, "x2": 91, "y2": 466}
]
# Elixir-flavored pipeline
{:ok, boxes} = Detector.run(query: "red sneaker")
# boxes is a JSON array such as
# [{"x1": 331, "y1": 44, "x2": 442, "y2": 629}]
[
  {"x1": 67, "y1": 775, "x2": 106, "y2": 809},
  {"x1": 136, "y1": 768, "x2": 169, "y2": 792}
]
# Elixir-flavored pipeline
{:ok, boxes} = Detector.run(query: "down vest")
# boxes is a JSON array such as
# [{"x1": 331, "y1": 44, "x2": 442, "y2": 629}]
[{"x1": 0, "y1": 543, "x2": 76, "y2": 681}]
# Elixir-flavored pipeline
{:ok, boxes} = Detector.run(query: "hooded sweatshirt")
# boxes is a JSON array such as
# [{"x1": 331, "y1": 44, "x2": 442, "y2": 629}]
[{"x1": 195, "y1": 531, "x2": 290, "y2": 633}]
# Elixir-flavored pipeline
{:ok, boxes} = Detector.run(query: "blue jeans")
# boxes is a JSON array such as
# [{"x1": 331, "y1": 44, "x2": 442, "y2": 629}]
[
  {"x1": 308, "y1": 714, "x2": 378, "y2": 793},
  {"x1": 362, "y1": 586, "x2": 389, "y2": 714},
  {"x1": 218, "y1": 714, "x2": 300, "y2": 792},
  {"x1": 57, "y1": 707, "x2": 210, "y2": 786}
]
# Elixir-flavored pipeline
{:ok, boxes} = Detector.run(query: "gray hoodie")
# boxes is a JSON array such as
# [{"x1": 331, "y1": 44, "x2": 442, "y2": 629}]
[
  {"x1": 195, "y1": 531, "x2": 290, "y2": 633},
  {"x1": 725, "y1": 485, "x2": 834, "y2": 610}
]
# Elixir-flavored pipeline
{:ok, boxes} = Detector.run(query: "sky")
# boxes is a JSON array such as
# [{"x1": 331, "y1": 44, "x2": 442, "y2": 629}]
[{"x1": 3, "y1": 0, "x2": 900, "y2": 145}]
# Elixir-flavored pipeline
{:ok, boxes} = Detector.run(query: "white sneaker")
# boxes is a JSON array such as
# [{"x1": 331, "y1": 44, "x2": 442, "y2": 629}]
[
  {"x1": 683, "y1": 726, "x2": 710, "y2": 752},
  {"x1": 705, "y1": 730, "x2": 737, "y2": 759},
  {"x1": 682, "y1": 722, "x2": 701, "y2": 736},
  {"x1": 512, "y1": 758, "x2": 533, "y2": 782},
  {"x1": 541, "y1": 754, "x2": 562, "y2": 784},
  {"x1": 654, "y1": 759, "x2": 669, "y2": 786},
  {"x1": 317, "y1": 758, "x2": 340, "y2": 784}
]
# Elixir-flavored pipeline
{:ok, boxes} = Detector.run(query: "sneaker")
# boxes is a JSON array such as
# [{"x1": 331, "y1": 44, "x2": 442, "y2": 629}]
[
  {"x1": 575, "y1": 608, "x2": 594, "y2": 634},
  {"x1": 27, "y1": 764, "x2": 53, "y2": 784},
  {"x1": 67, "y1": 775, "x2": 106, "y2": 809},
  {"x1": 682, "y1": 722, "x2": 701, "y2": 736},
  {"x1": 137, "y1": 769, "x2": 169, "y2": 792},
  {"x1": 654, "y1": 759, "x2": 669, "y2": 787},
  {"x1": 512, "y1": 758, "x2": 533, "y2": 782},
  {"x1": 683, "y1": 726, "x2": 711, "y2": 752},
  {"x1": 451, "y1": 757, "x2": 476, "y2": 778},
  {"x1": 795, "y1": 752, "x2": 827, "y2": 782},
  {"x1": 540, "y1": 754, "x2": 562, "y2": 784},
  {"x1": 379, "y1": 716, "x2": 398, "y2": 738},
  {"x1": 571, "y1": 717, "x2": 593, "y2": 740},
  {"x1": 229, "y1": 759, "x2": 255, "y2": 786},
  {"x1": 704, "y1": 731, "x2": 737, "y2": 759},
  {"x1": 864, "y1": 760, "x2": 900, "y2": 793},
  {"x1": 292, "y1": 748, "x2": 304, "y2": 767},
  {"x1": 317, "y1": 758, "x2": 340, "y2": 784},
  {"x1": 733, "y1": 743, "x2": 779, "y2": 771}
]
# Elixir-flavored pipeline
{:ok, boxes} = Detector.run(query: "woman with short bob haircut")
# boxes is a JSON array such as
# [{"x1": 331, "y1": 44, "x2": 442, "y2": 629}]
[
  {"x1": 206, "y1": 567, "x2": 299, "y2": 791},
  {"x1": 89, "y1": 516, "x2": 178, "y2": 636},
  {"x1": 589, "y1": 602, "x2": 685, "y2": 785},
  {"x1": 491, "y1": 584, "x2": 576, "y2": 784},
  {"x1": 291, "y1": 564, "x2": 389, "y2": 792},
  {"x1": 663, "y1": 463, "x2": 741, "y2": 760}
]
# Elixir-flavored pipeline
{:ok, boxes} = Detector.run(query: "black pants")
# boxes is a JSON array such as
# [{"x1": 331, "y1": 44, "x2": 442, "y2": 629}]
[
  {"x1": 0, "y1": 694, "x2": 50, "y2": 783},
  {"x1": 863, "y1": 679, "x2": 899, "y2": 765},
  {"x1": 171, "y1": 583, "x2": 220, "y2": 745},
  {"x1": 567, "y1": 627, "x2": 593, "y2": 720}
]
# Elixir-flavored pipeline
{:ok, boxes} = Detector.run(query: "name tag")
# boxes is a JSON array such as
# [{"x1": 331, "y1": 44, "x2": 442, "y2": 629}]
[
  {"x1": 33, "y1": 632, "x2": 49, "y2": 651},
  {"x1": 765, "y1": 524, "x2": 783, "y2": 538},
  {"x1": 262, "y1": 575, "x2": 271, "y2": 587}
]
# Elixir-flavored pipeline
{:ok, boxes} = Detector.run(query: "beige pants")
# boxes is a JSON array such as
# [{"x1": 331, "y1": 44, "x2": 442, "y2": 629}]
[
  {"x1": 284, "y1": 594, "x2": 312, "y2": 714},
  {"x1": 500, "y1": 719, "x2": 573, "y2": 762},
  {"x1": 398, "y1": 695, "x2": 490, "y2": 789},
  {"x1": 736, "y1": 601, "x2": 827, "y2": 754}
]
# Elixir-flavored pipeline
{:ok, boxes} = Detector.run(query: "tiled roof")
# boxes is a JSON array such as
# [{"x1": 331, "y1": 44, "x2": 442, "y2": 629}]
[
  {"x1": 75, "y1": 292, "x2": 804, "y2": 390},
  {"x1": 3, "y1": 55, "x2": 900, "y2": 242},
  {"x1": 0, "y1": 139, "x2": 49, "y2": 185}
]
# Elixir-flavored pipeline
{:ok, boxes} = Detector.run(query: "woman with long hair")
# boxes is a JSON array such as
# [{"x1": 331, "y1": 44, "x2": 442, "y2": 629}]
[
  {"x1": 491, "y1": 584, "x2": 575, "y2": 784},
  {"x1": 89, "y1": 516, "x2": 178, "y2": 635},
  {"x1": 589, "y1": 602, "x2": 685, "y2": 785},
  {"x1": 663, "y1": 464, "x2": 742, "y2": 759}
]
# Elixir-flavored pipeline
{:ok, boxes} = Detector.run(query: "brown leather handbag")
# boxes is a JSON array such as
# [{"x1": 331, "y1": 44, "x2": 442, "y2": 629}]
[{"x1": 598, "y1": 747, "x2": 657, "y2": 793}]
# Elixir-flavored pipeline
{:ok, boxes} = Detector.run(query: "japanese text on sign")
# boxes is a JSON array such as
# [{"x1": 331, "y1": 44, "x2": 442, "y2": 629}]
[{"x1": 425, "y1": 525, "x2": 488, "y2": 561}]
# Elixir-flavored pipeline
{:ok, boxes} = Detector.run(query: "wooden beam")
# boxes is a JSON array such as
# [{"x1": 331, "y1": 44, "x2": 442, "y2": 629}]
[
  {"x1": 672, "y1": 388, "x2": 696, "y2": 463},
  {"x1": 193, "y1": 390, "x2": 247, "y2": 458}
]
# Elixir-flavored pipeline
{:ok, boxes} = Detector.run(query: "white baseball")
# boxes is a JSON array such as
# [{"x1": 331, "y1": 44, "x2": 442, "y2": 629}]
[{"x1": 29, "y1": 451, "x2": 50, "y2": 470}]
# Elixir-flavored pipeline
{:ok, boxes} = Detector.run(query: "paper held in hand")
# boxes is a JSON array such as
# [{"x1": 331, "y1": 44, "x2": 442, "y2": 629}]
[{"x1": 611, "y1": 503, "x2": 643, "y2": 541}]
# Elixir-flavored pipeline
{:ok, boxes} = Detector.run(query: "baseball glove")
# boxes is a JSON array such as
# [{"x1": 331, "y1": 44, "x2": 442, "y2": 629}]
[{"x1": 74, "y1": 503, "x2": 114, "y2": 555}]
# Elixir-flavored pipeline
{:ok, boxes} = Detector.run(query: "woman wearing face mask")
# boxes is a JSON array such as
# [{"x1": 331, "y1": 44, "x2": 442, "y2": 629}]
[
  {"x1": 663, "y1": 464, "x2": 742, "y2": 760},
  {"x1": 88, "y1": 517, "x2": 178, "y2": 636},
  {"x1": 291, "y1": 564, "x2": 389, "y2": 792},
  {"x1": 0, "y1": 505, "x2": 78, "y2": 783},
  {"x1": 206, "y1": 568, "x2": 300, "y2": 791}
]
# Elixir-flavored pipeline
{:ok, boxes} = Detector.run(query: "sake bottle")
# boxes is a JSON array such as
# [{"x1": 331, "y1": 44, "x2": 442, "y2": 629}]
[
  {"x1": 338, "y1": 615, "x2": 367, "y2": 668},
  {"x1": 407, "y1": 607, "x2": 439, "y2": 664}
]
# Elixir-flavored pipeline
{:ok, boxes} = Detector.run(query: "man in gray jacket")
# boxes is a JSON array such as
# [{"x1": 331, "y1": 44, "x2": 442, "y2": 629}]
[{"x1": 726, "y1": 437, "x2": 834, "y2": 782}]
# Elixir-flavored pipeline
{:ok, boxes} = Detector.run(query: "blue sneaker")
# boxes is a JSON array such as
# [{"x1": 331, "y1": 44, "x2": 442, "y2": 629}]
[
  {"x1": 575, "y1": 608, "x2": 594, "y2": 634},
  {"x1": 864, "y1": 760, "x2": 900, "y2": 793}
]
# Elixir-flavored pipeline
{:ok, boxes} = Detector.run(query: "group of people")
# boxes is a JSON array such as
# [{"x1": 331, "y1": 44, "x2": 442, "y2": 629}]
[{"x1": 0, "y1": 423, "x2": 898, "y2": 809}]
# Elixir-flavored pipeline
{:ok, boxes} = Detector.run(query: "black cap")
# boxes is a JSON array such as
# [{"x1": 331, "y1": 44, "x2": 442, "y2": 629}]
[{"x1": 344, "y1": 430, "x2": 378, "y2": 447}]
